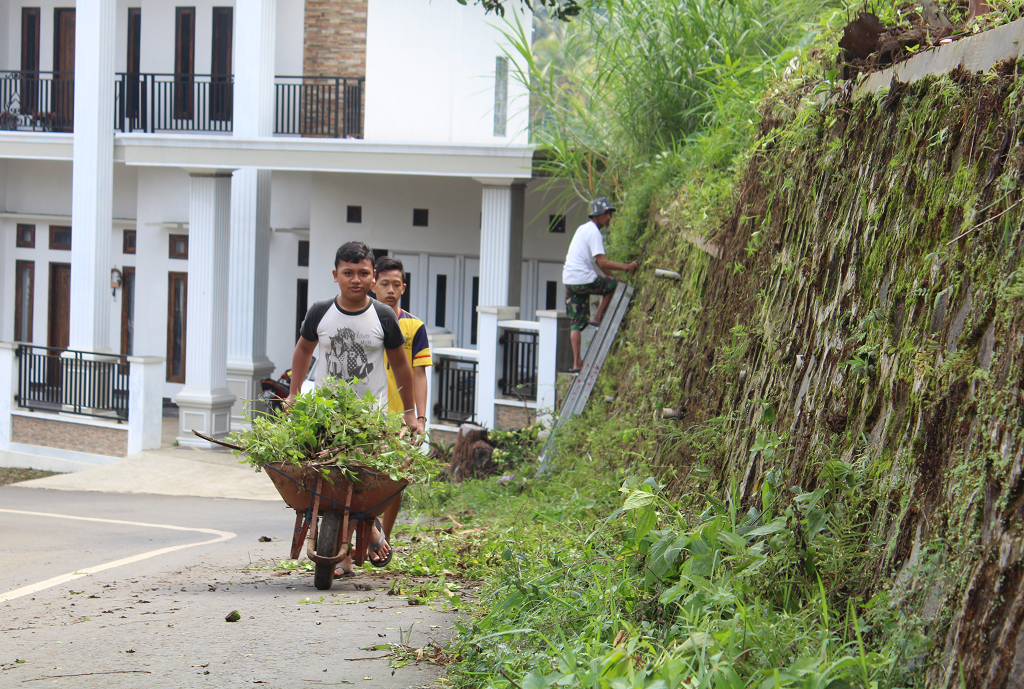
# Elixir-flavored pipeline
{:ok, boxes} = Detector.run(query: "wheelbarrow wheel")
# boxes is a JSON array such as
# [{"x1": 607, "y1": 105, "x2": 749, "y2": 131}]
[{"x1": 313, "y1": 512, "x2": 343, "y2": 591}]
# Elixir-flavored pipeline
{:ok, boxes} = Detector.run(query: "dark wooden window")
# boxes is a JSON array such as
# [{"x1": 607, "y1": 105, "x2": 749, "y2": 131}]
[
  {"x1": 53, "y1": 8, "x2": 75, "y2": 132},
  {"x1": 174, "y1": 7, "x2": 196, "y2": 119},
  {"x1": 120, "y1": 266, "x2": 135, "y2": 357},
  {"x1": 413, "y1": 208, "x2": 429, "y2": 227},
  {"x1": 49, "y1": 225, "x2": 71, "y2": 250},
  {"x1": 549, "y1": 214, "x2": 566, "y2": 233},
  {"x1": 295, "y1": 279, "x2": 308, "y2": 343},
  {"x1": 15, "y1": 260, "x2": 34, "y2": 342},
  {"x1": 210, "y1": 7, "x2": 232, "y2": 121},
  {"x1": 169, "y1": 234, "x2": 188, "y2": 259},
  {"x1": 347, "y1": 205, "x2": 362, "y2": 223},
  {"x1": 167, "y1": 272, "x2": 187, "y2": 382},
  {"x1": 123, "y1": 229, "x2": 136, "y2": 254},
  {"x1": 16, "y1": 224, "x2": 35, "y2": 248},
  {"x1": 546, "y1": 280, "x2": 558, "y2": 310},
  {"x1": 126, "y1": 8, "x2": 141, "y2": 118},
  {"x1": 298, "y1": 240, "x2": 309, "y2": 267},
  {"x1": 21, "y1": 8, "x2": 41, "y2": 112}
]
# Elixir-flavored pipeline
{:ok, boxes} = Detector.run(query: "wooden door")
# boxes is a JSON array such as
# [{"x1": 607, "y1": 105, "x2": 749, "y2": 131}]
[
  {"x1": 53, "y1": 8, "x2": 75, "y2": 131},
  {"x1": 210, "y1": 7, "x2": 232, "y2": 121},
  {"x1": 47, "y1": 263, "x2": 71, "y2": 388}
]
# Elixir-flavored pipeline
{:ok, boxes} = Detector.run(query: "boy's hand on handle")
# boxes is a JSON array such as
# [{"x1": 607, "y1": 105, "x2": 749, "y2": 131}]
[
  {"x1": 404, "y1": 410, "x2": 424, "y2": 440},
  {"x1": 626, "y1": 260, "x2": 639, "y2": 274},
  {"x1": 283, "y1": 394, "x2": 296, "y2": 411}
]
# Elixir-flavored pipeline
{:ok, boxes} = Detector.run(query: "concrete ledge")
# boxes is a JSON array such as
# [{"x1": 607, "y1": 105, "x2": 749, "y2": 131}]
[{"x1": 0, "y1": 445, "x2": 119, "y2": 473}]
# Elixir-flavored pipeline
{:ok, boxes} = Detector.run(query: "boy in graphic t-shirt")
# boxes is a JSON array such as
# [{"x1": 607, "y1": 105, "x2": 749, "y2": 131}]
[{"x1": 286, "y1": 242, "x2": 423, "y2": 573}]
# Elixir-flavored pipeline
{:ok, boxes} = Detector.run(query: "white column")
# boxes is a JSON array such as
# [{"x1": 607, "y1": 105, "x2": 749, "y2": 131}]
[
  {"x1": 227, "y1": 168, "x2": 274, "y2": 428},
  {"x1": 227, "y1": 0, "x2": 277, "y2": 427},
  {"x1": 69, "y1": 0, "x2": 116, "y2": 353},
  {"x1": 536, "y1": 310, "x2": 565, "y2": 427},
  {"x1": 176, "y1": 172, "x2": 235, "y2": 446},
  {"x1": 475, "y1": 306, "x2": 518, "y2": 429},
  {"x1": 478, "y1": 182, "x2": 525, "y2": 308},
  {"x1": 0, "y1": 343, "x2": 17, "y2": 450},
  {"x1": 233, "y1": 0, "x2": 277, "y2": 139},
  {"x1": 128, "y1": 355, "x2": 165, "y2": 454}
]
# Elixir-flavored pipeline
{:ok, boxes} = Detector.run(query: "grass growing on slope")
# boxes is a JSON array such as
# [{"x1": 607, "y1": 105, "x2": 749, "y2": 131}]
[{"x1": 402, "y1": 422, "x2": 931, "y2": 688}]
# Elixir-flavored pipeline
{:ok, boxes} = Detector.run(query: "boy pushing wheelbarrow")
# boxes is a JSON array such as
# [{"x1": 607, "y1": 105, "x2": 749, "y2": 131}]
[{"x1": 214, "y1": 242, "x2": 433, "y2": 589}]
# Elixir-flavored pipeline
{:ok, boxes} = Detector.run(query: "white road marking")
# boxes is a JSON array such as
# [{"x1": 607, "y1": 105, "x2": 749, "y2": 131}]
[{"x1": 0, "y1": 508, "x2": 236, "y2": 603}]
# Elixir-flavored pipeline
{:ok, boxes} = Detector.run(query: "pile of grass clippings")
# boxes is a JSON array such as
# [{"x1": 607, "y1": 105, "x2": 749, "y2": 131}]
[{"x1": 228, "y1": 377, "x2": 441, "y2": 484}]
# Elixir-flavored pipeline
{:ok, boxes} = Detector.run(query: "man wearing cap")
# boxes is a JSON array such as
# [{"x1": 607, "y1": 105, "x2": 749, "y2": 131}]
[{"x1": 562, "y1": 197, "x2": 638, "y2": 372}]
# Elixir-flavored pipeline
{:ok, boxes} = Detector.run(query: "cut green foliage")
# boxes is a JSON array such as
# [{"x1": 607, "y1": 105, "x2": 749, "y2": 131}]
[{"x1": 227, "y1": 377, "x2": 441, "y2": 483}]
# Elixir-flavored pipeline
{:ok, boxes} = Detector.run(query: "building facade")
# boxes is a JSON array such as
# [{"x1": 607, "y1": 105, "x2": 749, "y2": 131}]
[{"x1": 0, "y1": 0, "x2": 586, "y2": 458}]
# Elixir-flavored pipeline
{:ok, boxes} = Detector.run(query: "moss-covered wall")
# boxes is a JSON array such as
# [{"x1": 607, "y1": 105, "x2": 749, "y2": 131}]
[{"x1": 570, "y1": 61, "x2": 1024, "y2": 686}]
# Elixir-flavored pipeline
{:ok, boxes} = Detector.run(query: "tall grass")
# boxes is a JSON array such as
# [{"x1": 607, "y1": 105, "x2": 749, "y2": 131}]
[{"x1": 503, "y1": 0, "x2": 829, "y2": 204}]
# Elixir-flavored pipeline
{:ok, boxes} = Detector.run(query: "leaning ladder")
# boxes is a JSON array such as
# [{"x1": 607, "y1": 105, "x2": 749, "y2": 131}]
[{"x1": 537, "y1": 282, "x2": 634, "y2": 472}]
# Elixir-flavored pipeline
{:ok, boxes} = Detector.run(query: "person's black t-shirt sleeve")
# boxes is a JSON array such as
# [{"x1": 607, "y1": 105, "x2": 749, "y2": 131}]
[
  {"x1": 372, "y1": 300, "x2": 406, "y2": 350},
  {"x1": 299, "y1": 298, "x2": 334, "y2": 342}
]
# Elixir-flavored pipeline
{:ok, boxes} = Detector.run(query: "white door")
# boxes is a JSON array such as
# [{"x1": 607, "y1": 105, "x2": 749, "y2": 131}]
[
  {"x1": 392, "y1": 253, "x2": 424, "y2": 318},
  {"x1": 427, "y1": 255, "x2": 456, "y2": 333},
  {"x1": 537, "y1": 261, "x2": 564, "y2": 313},
  {"x1": 461, "y1": 258, "x2": 480, "y2": 348}
]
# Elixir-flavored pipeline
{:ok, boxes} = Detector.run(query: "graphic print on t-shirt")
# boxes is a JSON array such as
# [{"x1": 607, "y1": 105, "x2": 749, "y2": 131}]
[{"x1": 327, "y1": 327, "x2": 375, "y2": 381}]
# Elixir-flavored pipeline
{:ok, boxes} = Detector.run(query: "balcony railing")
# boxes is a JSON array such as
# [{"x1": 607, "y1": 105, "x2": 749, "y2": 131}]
[
  {"x1": 499, "y1": 329, "x2": 538, "y2": 401},
  {"x1": 434, "y1": 357, "x2": 478, "y2": 425},
  {"x1": 16, "y1": 345, "x2": 129, "y2": 421},
  {"x1": 0, "y1": 70, "x2": 363, "y2": 138},
  {"x1": 0, "y1": 71, "x2": 75, "y2": 132}
]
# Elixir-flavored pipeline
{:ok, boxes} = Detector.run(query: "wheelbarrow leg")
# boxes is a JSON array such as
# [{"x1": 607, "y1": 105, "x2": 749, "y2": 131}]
[{"x1": 290, "y1": 509, "x2": 311, "y2": 560}]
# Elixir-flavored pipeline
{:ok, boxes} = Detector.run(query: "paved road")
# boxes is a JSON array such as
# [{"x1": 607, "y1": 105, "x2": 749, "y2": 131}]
[{"x1": 0, "y1": 487, "x2": 455, "y2": 688}]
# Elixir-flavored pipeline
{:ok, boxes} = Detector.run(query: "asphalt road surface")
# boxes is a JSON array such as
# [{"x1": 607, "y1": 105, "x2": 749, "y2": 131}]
[{"x1": 0, "y1": 487, "x2": 455, "y2": 688}]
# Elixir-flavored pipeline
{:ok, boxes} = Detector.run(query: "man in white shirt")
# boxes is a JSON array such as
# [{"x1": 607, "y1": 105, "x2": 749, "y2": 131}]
[{"x1": 562, "y1": 197, "x2": 638, "y2": 371}]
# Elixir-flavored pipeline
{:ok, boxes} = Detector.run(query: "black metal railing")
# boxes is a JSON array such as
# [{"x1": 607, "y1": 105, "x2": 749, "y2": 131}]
[
  {"x1": 434, "y1": 357, "x2": 477, "y2": 424},
  {"x1": 275, "y1": 76, "x2": 364, "y2": 138},
  {"x1": 116, "y1": 72, "x2": 234, "y2": 133},
  {"x1": 16, "y1": 345, "x2": 129, "y2": 421},
  {"x1": 0, "y1": 71, "x2": 75, "y2": 132},
  {"x1": 499, "y1": 329, "x2": 538, "y2": 400},
  {"x1": 0, "y1": 70, "x2": 364, "y2": 138}
]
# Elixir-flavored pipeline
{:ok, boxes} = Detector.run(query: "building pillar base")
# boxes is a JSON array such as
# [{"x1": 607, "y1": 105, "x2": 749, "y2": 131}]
[
  {"x1": 175, "y1": 388, "x2": 235, "y2": 447},
  {"x1": 226, "y1": 355, "x2": 276, "y2": 429}
]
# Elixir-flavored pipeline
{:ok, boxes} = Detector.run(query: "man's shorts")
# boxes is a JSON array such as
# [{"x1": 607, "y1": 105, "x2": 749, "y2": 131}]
[{"x1": 565, "y1": 276, "x2": 617, "y2": 331}]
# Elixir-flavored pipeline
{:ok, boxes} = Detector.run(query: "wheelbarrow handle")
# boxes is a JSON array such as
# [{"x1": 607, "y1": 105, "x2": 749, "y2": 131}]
[{"x1": 191, "y1": 430, "x2": 244, "y2": 451}]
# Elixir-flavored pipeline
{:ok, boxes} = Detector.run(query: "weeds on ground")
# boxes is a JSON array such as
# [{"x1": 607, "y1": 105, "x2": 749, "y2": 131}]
[{"x1": 437, "y1": 447, "x2": 929, "y2": 689}]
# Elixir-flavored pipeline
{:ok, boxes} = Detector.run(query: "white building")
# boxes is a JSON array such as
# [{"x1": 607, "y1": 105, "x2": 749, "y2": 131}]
[{"x1": 0, "y1": 0, "x2": 584, "y2": 465}]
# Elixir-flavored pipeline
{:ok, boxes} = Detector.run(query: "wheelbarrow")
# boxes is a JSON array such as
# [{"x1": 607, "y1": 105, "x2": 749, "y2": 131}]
[{"x1": 192, "y1": 431, "x2": 408, "y2": 590}]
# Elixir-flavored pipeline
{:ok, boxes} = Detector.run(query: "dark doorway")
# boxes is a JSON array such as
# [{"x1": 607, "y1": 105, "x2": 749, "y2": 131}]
[
  {"x1": 126, "y1": 8, "x2": 142, "y2": 119},
  {"x1": 210, "y1": 7, "x2": 232, "y2": 121},
  {"x1": 53, "y1": 8, "x2": 75, "y2": 131},
  {"x1": 174, "y1": 7, "x2": 195, "y2": 119}
]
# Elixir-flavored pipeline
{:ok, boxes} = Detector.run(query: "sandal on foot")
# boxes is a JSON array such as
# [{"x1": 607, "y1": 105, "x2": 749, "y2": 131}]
[
  {"x1": 334, "y1": 561, "x2": 355, "y2": 578},
  {"x1": 367, "y1": 517, "x2": 393, "y2": 568}
]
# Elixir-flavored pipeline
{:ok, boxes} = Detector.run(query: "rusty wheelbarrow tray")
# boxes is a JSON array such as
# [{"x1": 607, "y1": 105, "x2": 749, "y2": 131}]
[{"x1": 193, "y1": 431, "x2": 408, "y2": 590}]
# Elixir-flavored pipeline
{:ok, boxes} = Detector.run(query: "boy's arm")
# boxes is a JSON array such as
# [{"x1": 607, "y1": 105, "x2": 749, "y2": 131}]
[
  {"x1": 285, "y1": 337, "x2": 317, "y2": 406},
  {"x1": 413, "y1": 366, "x2": 428, "y2": 421},
  {"x1": 386, "y1": 347, "x2": 423, "y2": 437},
  {"x1": 595, "y1": 254, "x2": 638, "y2": 275}
]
